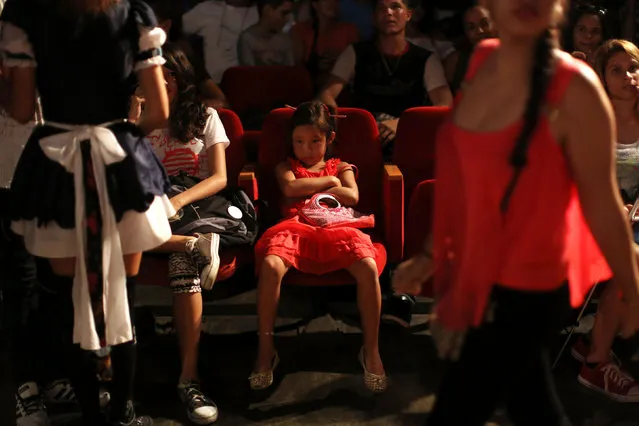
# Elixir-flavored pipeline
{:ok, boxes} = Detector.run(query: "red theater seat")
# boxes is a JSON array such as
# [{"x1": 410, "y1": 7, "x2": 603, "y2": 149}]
[
  {"x1": 137, "y1": 109, "x2": 257, "y2": 287},
  {"x1": 256, "y1": 107, "x2": 403, "y2": 286}
]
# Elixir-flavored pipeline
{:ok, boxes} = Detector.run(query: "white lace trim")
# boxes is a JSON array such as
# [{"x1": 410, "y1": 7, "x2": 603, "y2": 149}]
[
  {"x1": 0, "y1": 22, "x2": 36, "y2": 67},
  {"x1": 134, "y1": 55, "x2": 166, "y2": 71},
  {"x1": 139, "y1": 26, "x2": 166, "y2": 52}
]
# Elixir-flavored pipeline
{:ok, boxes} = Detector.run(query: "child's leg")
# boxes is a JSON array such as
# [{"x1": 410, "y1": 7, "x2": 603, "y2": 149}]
[
  {"x1": 255, "y1": 255, "x2": 290, "y2": 372},
  {"x1": 168, "y1": 252, "x2": 203, "y2": 382},
  {"x1": 346, "y1": 257, "x2": 384, "y2": 376}
]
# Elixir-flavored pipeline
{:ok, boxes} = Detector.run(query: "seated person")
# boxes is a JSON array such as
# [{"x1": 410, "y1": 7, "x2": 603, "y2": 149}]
[
  {"x1": 238, "y1": 0, "x2": 295, "y2": 66},
  {"x1": 290, "y1": 0, "x2": 359, "y2": 90},
  {"x1": 129, "y1": 44, "x2": 229, "y2": 425},
  {"x1": 318, "y1": 0, "x2": 452, "y2": 159}
]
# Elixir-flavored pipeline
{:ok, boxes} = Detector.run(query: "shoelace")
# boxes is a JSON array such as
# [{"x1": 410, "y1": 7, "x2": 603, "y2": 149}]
[
  {"x1": 17, "y1": 395, "x2": 45, "y2": 416},
  {"x1": 602, "y1": 363, "x2": 634, "y2": 389},
  {"x1": 183, "y1": 384, "x2": 213, "y2": 410}
]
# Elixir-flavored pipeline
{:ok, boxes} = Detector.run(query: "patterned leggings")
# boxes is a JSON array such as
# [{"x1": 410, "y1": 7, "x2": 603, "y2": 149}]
[{"x1": 168, "y1": 252, "x2": 201, "y2": 294}]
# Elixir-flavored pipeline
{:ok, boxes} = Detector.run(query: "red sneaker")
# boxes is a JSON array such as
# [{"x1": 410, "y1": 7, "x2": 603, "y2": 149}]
[{"x1": 578, "y1": 361, "x2": 639, "y2": 402}]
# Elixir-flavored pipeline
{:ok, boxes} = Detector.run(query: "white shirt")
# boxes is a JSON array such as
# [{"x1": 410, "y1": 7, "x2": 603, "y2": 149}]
[
  {"x1": 182, "y1": 0, "x2": 259, "y2": 83},
  {"x1": 147, "y1": 108, "x2": 230, "y2": 179}
]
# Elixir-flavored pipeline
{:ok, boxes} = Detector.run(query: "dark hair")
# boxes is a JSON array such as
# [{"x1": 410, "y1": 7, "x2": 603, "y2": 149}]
[
  {"x1": 288, "y1": 101, "x2": 337, "y2": 160},
  {"x1": 500, "y1": 30, "x2": 555, "y2": 212},
  {"x1": 562, "y1": 4, "x2": 610, "y2": 53},
  {"x1": 55, "y1": 0, "x2": 117, "y2": 15},
  {"x1": 257, "y1": 0, "x2": 289, "y2": 16},
  {"x1": 162, "y1": 43, "x2": 209, "y2": 143}
]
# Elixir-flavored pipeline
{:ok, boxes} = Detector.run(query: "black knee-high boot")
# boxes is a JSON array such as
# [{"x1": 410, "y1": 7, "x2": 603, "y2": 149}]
[
  {"x1": 108, "y1": 276, "x2": 153, "y2": 426},
  {"x1": 47, "y1": 272, "x2": 104, "y2": 425}
]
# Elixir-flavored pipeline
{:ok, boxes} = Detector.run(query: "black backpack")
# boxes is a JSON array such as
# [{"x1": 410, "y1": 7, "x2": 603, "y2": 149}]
[{"x1": 168, "y1": 173, "x2": 258, "y2": 248}]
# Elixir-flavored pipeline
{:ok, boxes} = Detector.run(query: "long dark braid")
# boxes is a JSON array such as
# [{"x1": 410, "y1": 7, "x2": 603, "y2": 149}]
[{"x1": 499, "y1": 29, "x2": 555, "y2": 213}]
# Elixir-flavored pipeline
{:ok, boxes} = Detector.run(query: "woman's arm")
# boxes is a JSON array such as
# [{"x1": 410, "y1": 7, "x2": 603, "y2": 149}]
[
  {"x1": 135, "y1": 65, "x2": 169, "y2": 134},
  {"x1": 563, "y1": 69, "x2": 639, "y2": 304},
  {"x1": 326, "y1": 163, "x2": 359, "y2": 206},
  {"x1": 276, "y1": 161, "x2": 340, "y2": 198},
  {"x1": 170, "y1": 143, "x2": 228, "y2": 210}
]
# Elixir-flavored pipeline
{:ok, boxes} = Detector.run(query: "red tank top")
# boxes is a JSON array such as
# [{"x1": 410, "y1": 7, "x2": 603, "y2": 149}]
[{"x1": 433, "y1": 39, "x2": 611, "y2": 330}]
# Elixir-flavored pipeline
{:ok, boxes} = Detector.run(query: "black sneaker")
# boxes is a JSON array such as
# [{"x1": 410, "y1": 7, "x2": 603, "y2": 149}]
[
  {"x1": 110, "y1": 401, "x2": 153, "y2": 426},
  {"x1": 15, "y1": 382, "x2": 50, "y2": 426},
  {"x1": 382, "y1": 294, "x2": 416, "y2": 328},
  {"x1": 177, "y1": 380, "x2": 218, "y2": 425}
]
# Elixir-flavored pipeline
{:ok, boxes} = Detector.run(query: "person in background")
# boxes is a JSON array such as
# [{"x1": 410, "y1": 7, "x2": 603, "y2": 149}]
[
  {"x1": 393, "y1": 0, "x2": 639, "y2": 423},
  {"x1": 569, "y1": 39, "x2": 639, "y2": 403},
  {"x1": 445, "y1": 4, "x2": 496, "y2": 93},
  {"x1": 405, "y1": 0, "x2": 456, "y2": 70},
  {"x1": 319, "y1": 0, "x2": 452, "y2": 160},
  {"x1": 238, "y1": 0, "x2": 295, "y2": 66},
  {"x1": 130, "y1": 44, "x2": 229, "y2": 426},
  {"x1": 147, "y1": 0, "x2": 229, "y2": 109},
  {"x1": 182, "y1": 0, "x2": 259, "y2": 83},
  {"x1": 563, "y1": 3, "x2": 610, "y2": 63},
  {"x1": 0, "y1": 0, "x2": 175, "y2": 424},
  {"x1": 290, "y1": 0, "x2": 358, "y2": 90}
]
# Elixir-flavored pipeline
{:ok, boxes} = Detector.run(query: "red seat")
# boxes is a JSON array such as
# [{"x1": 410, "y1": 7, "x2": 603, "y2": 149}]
[
  {"x1": 393, "y1": 107, "x2": 450, "y2": 210},
  {"x1": 256, "y1": 107, "x2": 404, "y2": 286},
  {"x1": 220, "y1": 66, "x2": 314, "y2": 117},
  {"x1": 137, "y1": 109, "x2": 257, "y2": 287},
  {"x1": 404, "y1": 180, "x2": 436, "y2": 297}
]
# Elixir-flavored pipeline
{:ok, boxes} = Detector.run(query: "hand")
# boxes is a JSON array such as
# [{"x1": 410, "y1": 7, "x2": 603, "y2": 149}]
[
  {"x1": 571, "y1": 51, "x2": 588, "y2": 62},
  {"x1": 392, "y1": 252, "x2": 434, "y2": 296},
  {"x1": 169, "y1": 196, "x2": 184, "y2": 214},
  {"x1": 329, "y1": 176, "x2": 342, "y2": 188},
  {"x1": 378, "y1": 120, "x2": 398, "y2": 147},
  {"x1": 128, "y1": 95, "x2": 145, "y2": 123}
]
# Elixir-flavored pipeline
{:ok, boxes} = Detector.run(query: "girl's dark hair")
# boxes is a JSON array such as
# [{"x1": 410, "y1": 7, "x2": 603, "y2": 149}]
[
  {"x1": 562, "y1": 4, "x2": 610, "y2": 53},
  {"x1": 500, "y1": 29, "x2": 555, "y2": 213},
  {"x1": 288, "y1": 101, "x2": 337, "y2": 159},
  {"x1": 162, "y1": 43, "x2": 209, "y2": 143}
]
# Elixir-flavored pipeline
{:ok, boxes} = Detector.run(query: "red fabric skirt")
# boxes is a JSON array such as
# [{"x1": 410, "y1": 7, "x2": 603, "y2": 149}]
[{"x1": 255, "y1": 215, "x2": 378, "y2": 275}]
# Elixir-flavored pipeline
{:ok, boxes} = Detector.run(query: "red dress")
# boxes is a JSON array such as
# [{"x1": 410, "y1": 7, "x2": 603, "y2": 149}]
[
  {"x1": 433, "y1": 39, "x2": 611, "y2": 330},
  {"x1": 255, "y1": 158, "x2": 379, "y2": 274}
]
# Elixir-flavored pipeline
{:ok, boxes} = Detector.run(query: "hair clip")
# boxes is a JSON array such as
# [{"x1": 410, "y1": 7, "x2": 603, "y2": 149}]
[{"x1": 285, "y1": 104, "x2": 297, "y2": 110}]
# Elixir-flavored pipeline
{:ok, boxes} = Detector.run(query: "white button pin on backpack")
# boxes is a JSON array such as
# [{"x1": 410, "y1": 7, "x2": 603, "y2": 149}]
[{"x1": 228, "y1": 205, "x2": 243, "y2": 219}]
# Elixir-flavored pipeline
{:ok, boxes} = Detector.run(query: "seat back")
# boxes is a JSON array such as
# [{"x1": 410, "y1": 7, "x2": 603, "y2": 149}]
[
  {"x1": 405, "y1": 180, "x2": 436, "y2": 297},
  {"x1": 217, "y1": 108, "x2": 246, "y2": 186},
  {"x1": 220, "y1": 66, "x2": 314, "y2": 117},
  {"x1": 258, "y1": 107, "x2": 383, "y2": 224},
  {"x1": 393, "y1": 107, "x2": 450, "y2": 204}
]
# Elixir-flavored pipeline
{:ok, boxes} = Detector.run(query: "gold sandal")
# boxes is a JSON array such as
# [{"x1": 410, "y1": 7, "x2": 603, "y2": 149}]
[
  {"x1": 358, "y1": 347, "x2": 387, "y2": 393},
  {"x1": 248, "y1": 352, "x2": 280, "y2": 390}
]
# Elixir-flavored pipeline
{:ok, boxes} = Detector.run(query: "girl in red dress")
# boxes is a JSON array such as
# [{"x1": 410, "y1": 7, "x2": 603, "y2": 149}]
[
  {"x1": 393, "y1": 0, "x2": 639, "y2": 424},
  {"x1": 249, "y1": 101, "x2": 386, "y2": 393}
]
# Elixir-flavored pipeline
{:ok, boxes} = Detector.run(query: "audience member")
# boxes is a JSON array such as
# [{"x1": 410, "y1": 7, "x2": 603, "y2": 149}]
[
  {"x1": 290, "y1": 0, "x2": 359, "y2": 90},
  {"x1": 563, "y1": 3, "x2": 610, "y2": 63},
  {"x1": 570, "y1": 39, "x2": 639, "y2": 402},
  {"x1": 249, "y1": 101, "x2": 386, "y2": 393},
  {"x1": 182, "y1": 0, "x2": 259, "y2": 83},
  {"x1": 238, "y1": 0, "x2": 295, "y2": 66},
  {"x1": 446, "y1": 4, "x2": 496, "y2": 93},
  {"x1": 130, "y1": 44, "x2": 228, "y2": 425},
  {"x1": 319, "y1": 0, "x2": 453, "y2": 159}
]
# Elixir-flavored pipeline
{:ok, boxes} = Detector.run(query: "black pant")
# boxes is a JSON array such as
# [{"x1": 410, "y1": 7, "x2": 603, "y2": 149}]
[{"x1": 426, "y1": 284, "x2": 572, "y2": 426}]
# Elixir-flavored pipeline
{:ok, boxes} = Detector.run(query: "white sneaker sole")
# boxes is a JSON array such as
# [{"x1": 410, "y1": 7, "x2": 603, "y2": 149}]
[
  {"x1": 577, "y1": 375, "x2": 639, "y2": 403},
  {"x1": 187, "y1": 409, "x2": 219, "y2": 425},
  {"x1": 200, "y1": 233, "x2": 220, "y2": 290}
]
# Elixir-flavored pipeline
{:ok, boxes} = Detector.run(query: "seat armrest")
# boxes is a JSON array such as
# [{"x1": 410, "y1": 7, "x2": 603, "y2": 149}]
[
  {"x1": 382, "y1": 164, "x2": 404, "y2": 263},
  {"x1": 238, "y1": 164, "x2": 258, "y2": 201}
]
